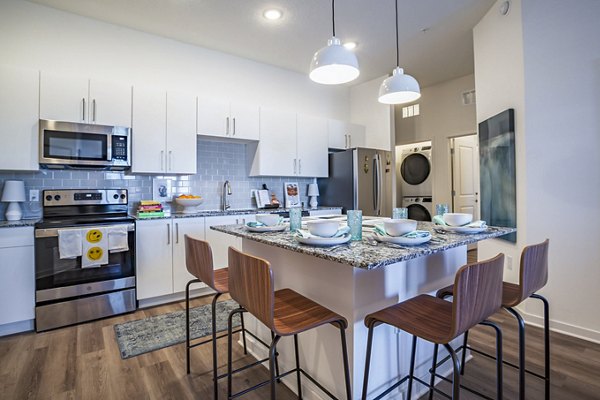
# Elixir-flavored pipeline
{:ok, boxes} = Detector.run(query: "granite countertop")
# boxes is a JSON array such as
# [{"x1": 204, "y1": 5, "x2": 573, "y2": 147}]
[
  {"x1": 0, "y1": 219, "x2": 39, "y2": 229},
  {"x1": 133, "y1": 206, "x2": 342, "y2": 220},
  {"x1": 211, "y1": 221, "x2": 516, "y2": 270}
]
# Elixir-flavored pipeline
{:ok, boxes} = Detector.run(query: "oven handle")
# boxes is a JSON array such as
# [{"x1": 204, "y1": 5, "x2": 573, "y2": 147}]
[{"x1": 34, "y1": 223, "x2": 135, "y2": 238}]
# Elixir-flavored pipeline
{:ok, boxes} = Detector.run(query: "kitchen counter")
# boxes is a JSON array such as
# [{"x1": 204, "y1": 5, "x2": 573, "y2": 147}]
[
  {"x1": 132, "y1": 206, "x2": 342, "y2": 220},
  {"x1": 0, "y1": 219, "x2": 39, "y2": 229},
  {"x1": 211, "y1": 221, "x2": 515, "y2": 269}
]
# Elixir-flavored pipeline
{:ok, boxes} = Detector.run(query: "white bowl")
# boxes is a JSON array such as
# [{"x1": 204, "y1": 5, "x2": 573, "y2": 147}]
[
  {"x1": 383, "y1": 219, "x2": 417, "y2": 236},
  {"x1": 443, "y1": 213, "x2": 473, "y2": 226},
  {"x1": 307, "y1": 220, "x2": 340, "y2": 237},
  {"x1": 255, "y1": 214, "x2": 280, "y2": 226}
]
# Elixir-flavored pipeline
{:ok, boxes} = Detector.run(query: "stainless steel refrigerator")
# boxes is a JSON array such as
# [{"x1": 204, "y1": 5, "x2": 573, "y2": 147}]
[{"x1": 317, "y1": 148, "x2": 393, "y2": 216}]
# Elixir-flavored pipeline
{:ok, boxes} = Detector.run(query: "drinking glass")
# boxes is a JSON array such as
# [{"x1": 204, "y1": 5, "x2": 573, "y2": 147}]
[
  {"x1": 392, "y1": 207, "x2": 408, "y2": 219},
  {"x1": 436, "y1": 203, "x2": 449, "y2": 216},
  {"x1": 289, "y1": 208, "x2": 302, "y2": 232},
  {"x1": 347, "y1": 210, "x2": 363, "y2": 241}
]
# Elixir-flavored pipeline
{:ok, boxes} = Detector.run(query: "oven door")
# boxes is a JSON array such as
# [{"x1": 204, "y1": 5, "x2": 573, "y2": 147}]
[{"x1": 34, "y1": 223, "x2": 135, "y2": 301}]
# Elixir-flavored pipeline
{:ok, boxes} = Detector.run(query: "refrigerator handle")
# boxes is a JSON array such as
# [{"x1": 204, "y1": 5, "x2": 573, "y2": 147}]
[
  {"x1": 373, "y1": 155, "x2": 379, "y2": 215},
  {"x1": 377, "y1": 155, "x2": 383, "y2": 215}
]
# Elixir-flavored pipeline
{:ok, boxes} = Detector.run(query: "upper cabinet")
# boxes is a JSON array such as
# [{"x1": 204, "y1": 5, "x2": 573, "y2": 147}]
[
  {"x1": 248, "y1": 108, "x2": 328, "y2": 177},
  {"x1": 131, "y1": 86, "x2": 197, "y2": 174},
  {"x1": 197, "y1": 98, "x2": 259, "y2": 141},
  {"x1": 40, "y1": 71, "x2": 132, "y2": 127},
  {"x1": 0, "y1": 65, "x2": 40, "y2": 171},
  {"x1": 328, "y1": 119, "x2": 366, "y2": 150}
]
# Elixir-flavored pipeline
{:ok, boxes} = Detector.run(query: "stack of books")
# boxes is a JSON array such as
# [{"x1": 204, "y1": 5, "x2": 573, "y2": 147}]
[{"x1": 137, "y1": 201, "x2": 164, "y2": 218}]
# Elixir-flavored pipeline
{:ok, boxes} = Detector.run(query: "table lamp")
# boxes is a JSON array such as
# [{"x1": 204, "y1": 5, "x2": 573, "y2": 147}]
[
  {"x1": 2, "y1": 180, "x2": 26, "y2": 221},
  {"x1": 307, "y1": 183, "x2": 320, "y2": 209}
]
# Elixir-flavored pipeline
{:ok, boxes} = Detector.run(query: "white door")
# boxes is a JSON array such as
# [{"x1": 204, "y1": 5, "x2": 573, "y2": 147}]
[
  {"x1": 166, "y1": 91, "x2": 197, "y2": 174},
  {"x1": 135, "y1": 220, "x2": 173, "y2": 300},
  {"x1": 196, "y1": 98, "x2": 230, "y2": 137},
  {"x1": 254, "y1": 107, "x2": 296, "y2": 176},
  {"x1": 327, "y1": 118, "x2": 347, "y2": 149},
  {"x1": 297, "y1": 114, "x2": 329, "y2": 177},
  {"x1": 40, "y1": 71, "x2": 89, "y2": 123},
  {"x1": 171, "y1": 218, "x2": 206, "y2": 293},
  {"x1": 88, "y1": 79, "x2": 132, "y2": 127},
  {"x1": 205, "y1": 215, "x2": 244, "y2": 270},
  {"x1": 0, "y1": 65, "x2": 39, "y2": 171},
  {"x1": 229, "y1": 103, "x2": 260, "y2": 140},
  {"x1": 348, "y1": 123, "x2": 366, "y2": 148},
  {"x1": 452, "y1": 135, "x2": 480, "y2": 219},
  {"x1": 131, "y1": 85, "x2": 167, "y2": 173}
]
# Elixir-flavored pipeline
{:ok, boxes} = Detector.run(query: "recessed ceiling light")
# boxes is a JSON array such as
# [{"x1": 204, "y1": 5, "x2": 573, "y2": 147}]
[
  {"x1": 263, "y1": 9, "x2": 283, "y2": 20},
  {"x1": 343, "y1": 42, "x2": 357, "y2": 50}
]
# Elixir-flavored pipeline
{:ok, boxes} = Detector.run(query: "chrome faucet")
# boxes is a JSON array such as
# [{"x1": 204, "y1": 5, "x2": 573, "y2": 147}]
[{"x1": 222, "y1": 180, "x2": 232, "y2": 210}]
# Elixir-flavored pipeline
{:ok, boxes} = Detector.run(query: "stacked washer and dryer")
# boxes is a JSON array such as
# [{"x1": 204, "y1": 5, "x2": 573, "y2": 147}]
[{"x1": 398, "y1": 144, "x2": 433, "y2": 221}]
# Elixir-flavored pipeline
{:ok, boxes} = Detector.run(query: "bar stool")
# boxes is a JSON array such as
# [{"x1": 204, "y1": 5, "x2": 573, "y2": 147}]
[
  {"x1": 184, "y1": 235, "x2": 250, "y2": 400},
  {"x1": 226, "y1": 246, "x2": 352, "y2": 400},
  {"x1": 362, "y1": 254, "x2": 505, "y2": 400},
  {"x1": 436, "y1": 239, "x2": 550, "y2": 400}
]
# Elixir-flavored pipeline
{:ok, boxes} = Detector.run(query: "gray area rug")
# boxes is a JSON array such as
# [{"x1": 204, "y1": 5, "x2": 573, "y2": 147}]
[{"x1": 114, "y1": 299, "x2": 241, "y2": 359}]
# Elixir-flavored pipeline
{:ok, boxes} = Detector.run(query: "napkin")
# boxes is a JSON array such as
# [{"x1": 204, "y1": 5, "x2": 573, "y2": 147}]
[
  {"x1": 374, "y1": 225, "x2": 430, "y2": 238},
  {"x1": 297, "y1": 226, "x2": 350, "y2": 239},
  {"x1": 432, "y1": 215, "x2": 447, "y2": 225},
  {"x1": 433, "y1": 216, "x2": 487, "y2": 228},
  {"x1": 247, "y1": 217, "x2": 284, "y2": 228},
  {"x1": 466, "y1": 220, "x2": 487, "y2": 228}
]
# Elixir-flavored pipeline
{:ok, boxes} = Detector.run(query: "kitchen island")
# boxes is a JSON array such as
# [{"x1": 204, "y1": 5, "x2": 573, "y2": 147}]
[{"x1": 212, "y1": 221, "x2": 514, "y2": 400}]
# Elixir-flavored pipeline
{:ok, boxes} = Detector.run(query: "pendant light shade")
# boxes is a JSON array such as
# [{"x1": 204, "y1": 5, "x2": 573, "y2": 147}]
[
  {"x1": 309, "y1": 37, "x2": 360, "y2": 85},
  {"x1": 378, "y1": 0, "x2": 421, "y2": 104},
  {"x1": 309, "y1": 0, "x2": 359, "y2": 85}
]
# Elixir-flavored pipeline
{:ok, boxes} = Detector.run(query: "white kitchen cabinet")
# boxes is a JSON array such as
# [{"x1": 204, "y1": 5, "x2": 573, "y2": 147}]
[
  {"x1": 296, "y1": 114, "x2": 329, "y2": 177},
  {"x1": 0, "y1": 227, "x2": 35, "y2": 327},
  {"x1": 197, "y1": 98, "x2": 259, "y2": 141},
  {"x1": 205, "y1": 215, "x2": 254, "y2": 269},
  {"x1": 328, "y1": 119, "x2": 366, "y2": 150},
  {"x1": 172, "y1": 218, "x2": 206, "y2": 293},
  {"x1": 136, "y1": 219, "x2": 173, "y2": 300},
  {"x1": 40, "y1": 71, "x2": 132, "y2": 127},
  {"x1": 0, "y1": 65, "x2": 39, "y2": 171},
  {"x1": 132, "y1": 86, "x2": 197, "y2": 174}
]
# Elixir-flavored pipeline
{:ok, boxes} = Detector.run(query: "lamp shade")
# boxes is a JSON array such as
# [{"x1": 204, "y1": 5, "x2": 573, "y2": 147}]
[
  {"x1": 307, "y1": 183, "x2": 320, "y2": 197},
  {"x1": 1, "y1": 180, "x2": 26, "y2": 202},
  {"x1": 309, "y1": 37, "x2": 360, "y2": 85},
  {"x1": 378, "y1": 67, "x2": 421, "y2": 105}
]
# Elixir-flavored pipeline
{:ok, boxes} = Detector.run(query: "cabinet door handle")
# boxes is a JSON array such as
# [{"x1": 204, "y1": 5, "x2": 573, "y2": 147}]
[
  {"x1": 160, "y1": 150, "x2": 164, "y2": 171},
  {"x1": 299, "y1": 159, "x2": 302, "y2": 175},
  {"x1": 232, "y1": 117, "x2": 236, "y2": 136},
  {"x1": 92, "y1": 99, "x2": 96, "y2": 122},
  {"x1": 348, "y1": 134, "x2": 352, "y2": 148},
  {"x1": 168, "y1": 150, "x2": 173, "y2": 171},
  {"x1": 167, "y1": 223, "x2": 171, "y2": 245},
  {"x1": 235, "y1": 218, "x2": 239, "y2": 224},
  {"x1": 82, "y1": 98, "x2": 86, "y2": 121},
  {"x1": 175, "y1": 223, "x2": 179, "y2": 244},
  {"x1": 242, "y1": 218, "x2": 246, "y2": 224},
  {"x1": 226, "y1": 117, "x2": 230, "y2": 136},
  {"x1": 293, "y1": 159, "x2": 297, "y2": 174},
  {"x1": 345, "y1": 134, "x2": 348, "y2": 148}
]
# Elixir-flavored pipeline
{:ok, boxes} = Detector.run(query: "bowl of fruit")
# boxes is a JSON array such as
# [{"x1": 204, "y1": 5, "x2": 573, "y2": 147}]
[{"x1": 175, "y1": 194, "x2": 203, "y2": 213}]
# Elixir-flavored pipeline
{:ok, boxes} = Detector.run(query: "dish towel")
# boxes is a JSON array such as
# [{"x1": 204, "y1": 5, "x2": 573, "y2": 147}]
[
  {"x1": 58, "y1": 229, "x2": 82, "y2": 259},
  {"x1": 82, "y1": 227, "x2": 108, "y2": 268},
  {"x1": 108, "y1": 225, "x2": 129, "y2": 253}
]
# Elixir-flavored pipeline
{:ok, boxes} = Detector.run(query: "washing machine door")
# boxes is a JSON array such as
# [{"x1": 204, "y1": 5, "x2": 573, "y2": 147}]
[
  {"x1": 407, "y1": 203, "x2": 432, "y2": 221},
  {"x1": 401, "y1": 153, "x2": 431, "y2": 185}
]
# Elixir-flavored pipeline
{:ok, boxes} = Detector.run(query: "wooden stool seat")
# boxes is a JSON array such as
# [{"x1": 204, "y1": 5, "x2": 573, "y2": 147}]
[
  {"x1": 436, "y1": 281, "x2": 523, "y2": 309},
  {"x1": 274, "y1": 288, "x2": 348, "y2": 336},
  {"x1": 365, "y1": 294, "x2": 454, "y2": 344},
  {"x1": 212, "y1": 267, "x2": 230, "y2": 293}
]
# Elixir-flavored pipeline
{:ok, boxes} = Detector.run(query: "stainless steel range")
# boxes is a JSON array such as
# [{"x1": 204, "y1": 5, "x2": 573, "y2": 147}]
[{"x1": 34, "y1": 189, "x2": 136, "y2": 332}]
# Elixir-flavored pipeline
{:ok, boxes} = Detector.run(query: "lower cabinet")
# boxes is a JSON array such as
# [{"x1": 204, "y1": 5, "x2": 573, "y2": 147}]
[
  {"x1": 0, "y1": 227, "x2": 35, "y2": 327},
  {"x1": 172, "y1": 218, "x2": 206, "y2": 293},
  {"x1": 204, "y1": 215, "x2": 255, "y2": 269}
]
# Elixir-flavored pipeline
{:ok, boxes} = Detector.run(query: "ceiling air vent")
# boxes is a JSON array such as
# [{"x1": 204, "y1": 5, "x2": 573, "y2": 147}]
[{"x1": 462, "y1": 89, "x2": 476, "y2": 105}]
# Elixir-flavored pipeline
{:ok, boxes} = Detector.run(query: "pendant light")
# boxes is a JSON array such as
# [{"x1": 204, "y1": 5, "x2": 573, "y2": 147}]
[
  {"x1": 378, "y1": 0, "x2": 421, "y2": 104},
  {"x1": 309, "y1": 0, "x2": 360, "y2": 85}
]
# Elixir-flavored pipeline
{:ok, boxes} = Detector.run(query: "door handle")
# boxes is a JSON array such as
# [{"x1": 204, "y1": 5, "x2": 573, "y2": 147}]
[
  {"x1": 92, "y1": 99, "x2": 96, "y2": 122},
  {"x1": 160, "y1": 150, "x2": 164, "y2": 171},
  {"x1": 348, "y1": 134, "x2": 352, "y2": 148},
  {"x1": 233, "y1": 117, "x2": 236, "y2": 136},
  {"x1": 226, "y1": 117, "x2": 230, "y2": 136},
  {"x1": 293, "y1": 159, "x2": 297, "y2": 174},
  {"x1": 175, "y1": 223, "x2": 179, "y2": 244},
  {"x1": 299, "y1": 159, "x2": 302, "y2": 175},
  {"x1": 167, "y1": 223, "x2": 171, "y2": 245},
  {"x1": 82, "y1": 98, "x2": 86, "y2": 121},
  {"x1": 168, "y1": 150, "x2": 173, "y2": 171}
]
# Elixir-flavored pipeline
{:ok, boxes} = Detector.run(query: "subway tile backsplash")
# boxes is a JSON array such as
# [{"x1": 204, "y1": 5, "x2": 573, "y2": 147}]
[{"x1": 0, "y1": 138, "x2": 315, "y2": 219}]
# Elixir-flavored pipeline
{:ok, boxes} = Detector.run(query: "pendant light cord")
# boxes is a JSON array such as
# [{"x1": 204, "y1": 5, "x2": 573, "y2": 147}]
[
  {"x1": 332, "y1": 0, "x2": 336, "y2": 37},
  {"x1": 395, "y1": 0, "x2": 399, "y2": 67}
]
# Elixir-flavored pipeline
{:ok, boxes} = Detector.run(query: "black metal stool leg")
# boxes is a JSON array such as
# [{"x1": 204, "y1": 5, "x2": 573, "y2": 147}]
[
  {"x1": 240, "y1": 312, "x2": 248, "y2": 355},
  {"x1": 532, "y1": 294, "x2": 550, "y2": 400},
  {"x1": 271, "y1": 331, "x2": 281, "y2": 383},
  {"x1": 443, "y1": 343, "x2": 461, "y2": 400},
  {"x1": 338, "y1": 322, "x2": 352, "y2": 400},
  {"x1": 294, "y1": 334, "x2": 303, "y2": 399},
  {"x1": 428, "y1": 343, "x2": 439, "y2": 400},
  {"x1": 185, "y1": 280, "x2": 192, "y2": 375},
  {"x1": 211, "y1": 293, "x2": 222, "y2": 400},
  {"x1": 480, "y1": 321, "x2": 503, "y2": 400},
  {"x1": 407, "y1": 335, "x2": 417, "y2": 399},
  {"x1": 506, "y1": 307, "x2": 525, "y2": 400},
  {"x1": 227, "y1": 308, "x2": 244, "y2": 400},
  {"x1": 269, "y1": 335, "x2": 282, "y2": 400},
  {"x1": 361, "y1": 324, "x2": 375, "y2": 400},
  {"x1": 460, "y1": 330, "x2": 469, "y2": 375}
]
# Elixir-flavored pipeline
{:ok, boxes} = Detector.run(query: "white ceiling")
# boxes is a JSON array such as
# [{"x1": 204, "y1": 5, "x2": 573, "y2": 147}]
[{"x1": 27, "y1": 0, "x2": 495, "y2": 88}]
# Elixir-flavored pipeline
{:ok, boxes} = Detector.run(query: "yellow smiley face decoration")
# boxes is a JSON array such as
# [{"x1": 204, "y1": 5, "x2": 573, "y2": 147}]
[
  {"x1": 87, "y1": 247, "x2": 103, "y2": 261},
  {"x1": 86, "y1": 229, "x2": 103, "y2": 243}
]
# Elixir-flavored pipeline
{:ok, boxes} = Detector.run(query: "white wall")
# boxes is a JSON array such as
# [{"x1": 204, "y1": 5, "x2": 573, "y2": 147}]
[
  {"x1": 350, "y1": 76, "x2": 393, "y2": 151},
  {"x1": 474, "y1": 0, "x2": 600, "y2": 342},
  {"x1": 395, "y1": 74, "x2": 477, "y2": 208},
  {"x1": 0, "y1": 0, "x2": 349, "y2": 119}
]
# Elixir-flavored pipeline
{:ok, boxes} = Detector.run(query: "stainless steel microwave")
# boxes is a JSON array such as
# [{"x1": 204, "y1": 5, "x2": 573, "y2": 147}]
[{"x1": 39, "y1": 120, "x2": 131, "y2": 170}]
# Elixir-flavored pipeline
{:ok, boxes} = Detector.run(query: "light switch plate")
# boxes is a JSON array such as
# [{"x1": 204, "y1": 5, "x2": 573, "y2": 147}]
[{"x1": 29, "y1": 189, "x2": 39, "y2": 202}]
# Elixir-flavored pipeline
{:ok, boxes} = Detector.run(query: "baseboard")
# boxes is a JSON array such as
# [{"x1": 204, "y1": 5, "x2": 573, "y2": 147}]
[
  {"x1": 517, "y1": 307, "x2": 600, "y2": 344},
  {"x1": 0, "y1": 319, "x2": 34, "y2": 337},
  {"x1": 137, "y1": 287, "x2": 214, "y2": 309}
]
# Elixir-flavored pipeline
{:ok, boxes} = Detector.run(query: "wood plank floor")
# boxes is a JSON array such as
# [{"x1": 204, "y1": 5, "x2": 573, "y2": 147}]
[{"x1": 1, "y1": 292, "x2": 599, "y2": 398}]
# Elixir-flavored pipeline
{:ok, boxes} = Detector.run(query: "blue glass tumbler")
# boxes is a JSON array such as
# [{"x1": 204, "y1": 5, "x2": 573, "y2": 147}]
[
  {"x1": 347, "y1": 210, "x2": 363, "y2": 241},
  {"x1": 289, "y1": 208, "x2": 302, "y2": 232}
]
